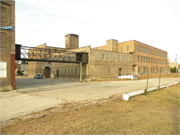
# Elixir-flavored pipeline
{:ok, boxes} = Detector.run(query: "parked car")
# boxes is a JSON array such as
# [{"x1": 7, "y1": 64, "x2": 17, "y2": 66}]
[{"x1": 34, "y1": 74, "x2": 43, "y2": 79}]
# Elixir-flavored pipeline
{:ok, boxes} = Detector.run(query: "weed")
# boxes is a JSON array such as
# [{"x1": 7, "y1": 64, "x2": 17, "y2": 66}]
[{"x1": 1, "y1": 89, "x2": 10, "y2": 92}]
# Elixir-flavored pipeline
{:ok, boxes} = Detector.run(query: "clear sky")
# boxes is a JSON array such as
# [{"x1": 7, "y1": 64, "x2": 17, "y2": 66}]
[{"x1": 15, "y1": 0, "x2": 179, "y2": 63}]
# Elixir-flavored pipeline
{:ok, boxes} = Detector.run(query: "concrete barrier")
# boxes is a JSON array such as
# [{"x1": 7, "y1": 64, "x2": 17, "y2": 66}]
[
  {"x1": 123, "y1": 81, "x2": 179, "y2": 101},
  {"x1": 118, "y1": 75, "x2": 133, "y2": 80}
]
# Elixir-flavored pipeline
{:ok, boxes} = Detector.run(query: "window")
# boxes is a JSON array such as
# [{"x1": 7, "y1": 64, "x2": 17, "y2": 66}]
[
  {"x1": 141, "y1": 56, "x2": 142, "y2": 62},
  {"x1": 127, "y1": 46, "x2": 129, "y2": 51},
  {"x1": 144, "y1": 56, "x2": 145, "y2": 62},
  {"x1": 121, "y1": 47, "x2": 123, "y2": 52},
  {"x1": 138, "y1": 66, "x2": 140, "y2": 74},
  {"x1": 102, "y1": 53, "x2": 104, "y2": 60},
  {"x1": 107, "y1": 53, "x2": 109, "y2": 60},
  {"x1": 127, "y1": 55, "x2": 129, "y2": 62},
  {"x1": 73, "y1": 67, "x2": 75, "y2": 75},
  {"x1": 66, "y1": 68, "x2": 68, "y2": 74},
  {"x1": 0, "y1": 61, "x2": 7, "y2": 77},
  {"x1": 119, "y1": 54, "x2": 121, "y2": 61},
  {"x1": 77, "y1": 67, "x2": 79, "y2": 75},
  {"x1": 146, "y1": 48, "x2": 147, "y2": 53},
  {"x1": 69, "y1": 67, "x2": 71, "y2": 74},
  {"x1": 114, "y1": 54, "x2": 116, "y2": 61},
  {"x1": 137, "y1": 45, "x2": 139, "y2": 52},
  {"x1": 138, "y1": 55, "x2": 139, "y2": 62},
  {"x1": 146, "y1": 57, "x2": 147, "y2": 63},
  {"x1": 60, "y1": 68, "x2": 62, "y2": 74},
  {"x1": 144, "y1": 66, "x2": 145, "y2": 74},
  {"x1": 63, "y1": 68, "x2": 65, "y2": 74},
  {"x1": 140, "y1": 46, "x2": 142, "y2": 52},
  {"x1": 124, "y1": 55, "x2": 126, "y2": 61},
  {"x1": 143, "y1": 47, "x2": 145, "y2": 53}
]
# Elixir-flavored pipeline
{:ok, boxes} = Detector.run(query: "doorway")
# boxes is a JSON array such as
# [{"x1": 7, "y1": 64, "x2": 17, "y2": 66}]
[
  {"x1": 119, "y1": 68, "x2": 122, "y2": 76},
  {"x1": 57, "y1": 70, "x2": 59, "y2": 79},
  {"x1": 45, "y1": 67, "x2": 50, "y2": 78}
]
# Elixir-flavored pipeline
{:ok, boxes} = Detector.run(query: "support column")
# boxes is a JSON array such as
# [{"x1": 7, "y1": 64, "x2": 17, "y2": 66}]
[
  {"x1": 80, "y1": 62, "x2": 82, "y2": 81},
  {"x1": 11, "y1": 53, "x2": 15, "y2": 89}
]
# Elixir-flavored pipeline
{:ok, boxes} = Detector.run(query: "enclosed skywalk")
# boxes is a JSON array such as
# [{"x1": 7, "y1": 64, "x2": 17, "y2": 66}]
[{"x1": 15, "y1": 44, "x2": 88, "y2": 64}]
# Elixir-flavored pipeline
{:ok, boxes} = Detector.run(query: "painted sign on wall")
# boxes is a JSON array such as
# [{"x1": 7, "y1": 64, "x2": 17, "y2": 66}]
[{"x1": 0, "y1": 26, "x2": 13, "y2": 30}]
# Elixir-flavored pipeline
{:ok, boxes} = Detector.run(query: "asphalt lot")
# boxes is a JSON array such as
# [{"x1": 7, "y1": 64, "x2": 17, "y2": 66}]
[{"x1": 0, "y1": 77, "x2": 179, "y2": 122}]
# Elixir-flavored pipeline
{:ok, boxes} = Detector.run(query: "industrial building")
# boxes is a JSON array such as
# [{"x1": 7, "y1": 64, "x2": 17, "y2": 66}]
[
  {"x1": 95, "y1": 40, "x2": 168, "y2": 76},
  {"x1": 0, "y1": 1, "x2": 15, "y2": 90},
  {"x1": 28, "y1": 32, "x2": 169, "y2": 81},
  {"x1": 28, "y1": 34, "x2": 133, "y2": 80}
]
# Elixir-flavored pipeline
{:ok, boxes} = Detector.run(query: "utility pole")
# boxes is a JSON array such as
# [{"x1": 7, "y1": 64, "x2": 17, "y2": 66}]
[
  {"x1": 145, "y1": 70, "x2": 149, "y2": 95},
  {"x1": 80, "y1": 62, "x2": 82, "y2": 82},
  {"x1": 158, "y1": 69, "x2": 161, "y2": 91}
]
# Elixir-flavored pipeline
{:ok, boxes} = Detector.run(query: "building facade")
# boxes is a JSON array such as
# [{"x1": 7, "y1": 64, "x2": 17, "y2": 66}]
[
  {"x1": 28, "y1": 34, "x2": 133, "y2": 80},
  {"x1": 118, "y1": 40, "x2": 168, "y2": 76},
  {"x1": 0, "y1": 1, "x2": 15, "y2": 90},
  {"x1": 95, "y1": 40, "x2": 168, "y2": 76}
]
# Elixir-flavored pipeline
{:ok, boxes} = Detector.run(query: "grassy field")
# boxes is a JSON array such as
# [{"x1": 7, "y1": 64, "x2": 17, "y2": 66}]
[{"x1": 1, "y1": 84, "x2": 179, "y2": 134}]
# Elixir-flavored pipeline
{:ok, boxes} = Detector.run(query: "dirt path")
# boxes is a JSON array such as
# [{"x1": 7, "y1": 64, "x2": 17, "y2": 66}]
[{"x1": 0, "y1": 77, "x2": 179, "y2": 122}]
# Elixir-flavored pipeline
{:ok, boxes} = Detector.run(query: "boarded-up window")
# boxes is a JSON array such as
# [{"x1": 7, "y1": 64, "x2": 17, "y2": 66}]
[
  {"x1": 60, "y1": 68, "x2": 62, "y2": 74},
  {"x1": 82, "y1": 67, "x2": 84, "y2": 75},
  {"x1": 54, "y1": 68, "x2": 56, "y2": 74},
  {"x1": 107, "y1": 53, "x2": 109, "y2": 60},
  {"x1": 73, "y1": 67, "x2": 75, "y2": 75},
  {"x1": 1, "y1": 7, "x2": 7, "y2": 24},
  {"x1": 63, "y1": 68, "x2": 65, "y2": 74},
  {"x1": 0, "y1": 32, "x2": 6, "y2": 48},
  {"x1": 77, "y1": 67, "x2": 79, "y2": 75},
  {"x1": 69, "y1": 67, "x2": 71, "y2": 74},
  {"x1": 114, "y1": 54, "x2": 116, "y2": 61},
  {"x1": 66, "y1": 68, "x2": 68, "y2": 74}
]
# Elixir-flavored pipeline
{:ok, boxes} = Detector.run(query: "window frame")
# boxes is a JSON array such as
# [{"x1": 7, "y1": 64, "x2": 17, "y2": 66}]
[
  {"x1": 102, "y1": 53, "x2": 105, "y2": 60},
  {"x1": 0, "y1": 61, "x2": 7, "y2": 78},
  {"x1": 114, "y1": 54, "x2": 116, "y2": 61}
]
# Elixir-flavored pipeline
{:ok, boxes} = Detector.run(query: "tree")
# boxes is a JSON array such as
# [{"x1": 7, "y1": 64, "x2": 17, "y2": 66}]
[
  {"x1": 21, "y1": 60, "x2": 28, "y2": 64},
  {"x1": 17, "y1": 70, "x2": 23, "y2": 75},
  {"x1": 174, "y1": 67, "x2": 177, "y2": 73},
  {"x1": 170, "y1": 67, "x2": 174, "y2": 73}
]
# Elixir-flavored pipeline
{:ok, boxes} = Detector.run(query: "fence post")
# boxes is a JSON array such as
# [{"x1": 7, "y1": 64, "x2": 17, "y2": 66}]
[
  {"x1": 145, "y1": 70, "x2": 149, "y2": 95},
  {"x1": 158, "y1": 69, "x2": 161, "y2": 91}
]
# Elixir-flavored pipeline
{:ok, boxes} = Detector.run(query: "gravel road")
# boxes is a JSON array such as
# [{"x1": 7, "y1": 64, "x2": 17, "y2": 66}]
[{"x1": 0, "y1": 77, "x2": 179, "y2": 122}]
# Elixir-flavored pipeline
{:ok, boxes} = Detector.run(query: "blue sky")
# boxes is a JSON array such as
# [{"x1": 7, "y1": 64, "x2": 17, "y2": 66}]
[{"x1": 15, "y1": 0, "x2": 179, "y2": 63}]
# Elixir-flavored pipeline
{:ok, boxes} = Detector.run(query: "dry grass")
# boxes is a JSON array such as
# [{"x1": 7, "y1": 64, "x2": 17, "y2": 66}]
[{"x1": 1, "y1": 84, "x2": 179, "y2": 134}]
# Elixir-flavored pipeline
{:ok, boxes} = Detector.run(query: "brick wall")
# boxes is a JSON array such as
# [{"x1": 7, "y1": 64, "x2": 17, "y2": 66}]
[{"x1": 0, "y1": 1, "x2": 15, "y2": 90}]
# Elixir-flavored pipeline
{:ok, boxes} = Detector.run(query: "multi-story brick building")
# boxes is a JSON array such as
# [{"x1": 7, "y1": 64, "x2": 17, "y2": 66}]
[
  {"x1": 0, "y1": 1, "x2": 15, "y2": 90},
  {"x1": 94, "y1": 40, "x2": 168, "y2": 76},
  {"x1": 118, "y1": 40, "x2": 168, "y2": 76},
  {"x1": 28, "y1": 34, "x2": 133, "y2": 80}
]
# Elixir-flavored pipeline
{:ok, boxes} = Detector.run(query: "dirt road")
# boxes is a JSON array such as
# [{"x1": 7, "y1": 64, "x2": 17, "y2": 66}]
[{"x1": 0, "y1": 77, "x2": 179, "y2": 122}]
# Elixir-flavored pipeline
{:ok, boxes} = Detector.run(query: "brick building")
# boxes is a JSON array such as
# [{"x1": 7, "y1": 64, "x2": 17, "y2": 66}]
[
  {"x1": 28, "y1": 34, "x2": 133, "y2": 80},
  {"x1": 0, "y1": 1, "x2": 15, "y2": 90},
  {"x1": 94, "y1": 40, "x2": 168, "y2": 76}
]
